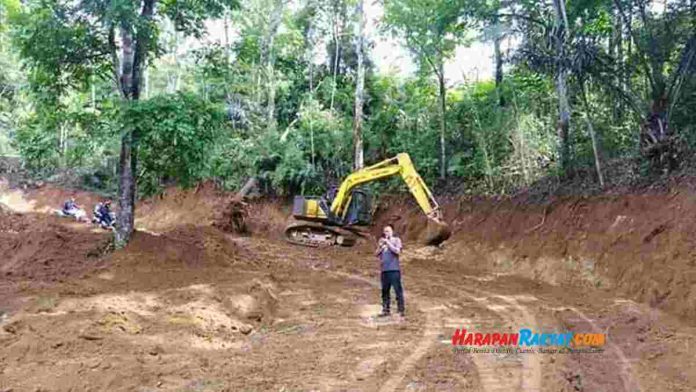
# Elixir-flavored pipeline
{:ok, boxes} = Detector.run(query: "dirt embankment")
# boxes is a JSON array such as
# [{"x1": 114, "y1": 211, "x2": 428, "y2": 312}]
[
  {"x1": 378, "y1": 190, "x2": 696, "y2": 322},
  {"x1": 136, "y1": 182, "x2": 288, "y2": 237},
  {"x1": 0, "y1": 210, "x2": 111, "y2": 282},
  {"x1": 0, "y1": 179, "x2": 103, "y2": 214},
  {"x1": 2, "y1": 181, "x2": 696, "y2": 391},
  {"x1": 8, "y1": 178, "x2": 692, "y2": 323}
]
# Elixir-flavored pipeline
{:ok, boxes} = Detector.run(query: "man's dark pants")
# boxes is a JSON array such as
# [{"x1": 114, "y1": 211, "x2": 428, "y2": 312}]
[{"x1": 381, "y1": 270, "x2": 404, "y2": 314}]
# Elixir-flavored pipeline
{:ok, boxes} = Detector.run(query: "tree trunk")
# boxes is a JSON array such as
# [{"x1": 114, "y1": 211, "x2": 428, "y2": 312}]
[
  {"x1": 493, "y1": 18, "x2": 504, "y2": 106},
  {"x1": 143, "y1": 67, "x2": 150, "y2": 99},
  {"x1": 115, "y1": 26, "x2": 137, "y2": 247},
  {"x1": 494, "y1": 35, "x2": 504, "y2": 106},
  {"x1": 114, "y1": 0, "x2": 155, "y2": 247},
  {"x1": 437, "y1": 62, "x2": 447, "y2": 180},
  {"x1": 330, "y1": 11, "x2": 341, "y2": 112},
  {"x1": 581, "y1": 83, "x2": 605, "y2": 187},
  {"x1": 115, "y1": 127, "x2": 136, "y2": 247},
  {"x1": 224, "y1": 11, "x2": 232, "y2": 64},
  {"x1": 167, "y1": 28, "x2": 180, "y2": 93},
  {"x1": 262, "y1": 0, "x2": 284, "y2": 132},
  {"x1": 352, "y1": 0, "x2": 365, "y2": 170},
  {"x1": 91, "y1": 72, "x2": 97, "y2": 109},
  {"x1": 552, "y1": 0, "x2": 571, "y2": 174},
  {"x1": 303, "y1": 0, "x2": 317, "y2": 92},
  {"x1": 266, "y1": 68, "x2": 276, "y2": 130},
  {"x1": 584, "y1": 114, "x2": 604, "y2": 187},
  {"x1": 237, "y1": 177, "x2": 260, "y2": 200},
  {"x1": 615, "y1": 9, "x2": 623, "y2": 119},
  {"x1": 59, "y1": 123, "x2": 67, "y2": 168},
  {"x1": 556, "y1": 73, "x2": 571, "y2": 174}
]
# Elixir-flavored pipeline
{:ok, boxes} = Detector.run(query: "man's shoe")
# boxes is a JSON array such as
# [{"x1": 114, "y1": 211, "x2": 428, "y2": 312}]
[{"x1": 377, "y1": 310, "x2": 390, "y2": 317}]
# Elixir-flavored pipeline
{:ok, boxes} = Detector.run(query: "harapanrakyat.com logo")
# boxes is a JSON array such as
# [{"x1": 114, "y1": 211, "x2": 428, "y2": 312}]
[{"x1": 451, "y1": 328, "x2": 606, "y2": 354}]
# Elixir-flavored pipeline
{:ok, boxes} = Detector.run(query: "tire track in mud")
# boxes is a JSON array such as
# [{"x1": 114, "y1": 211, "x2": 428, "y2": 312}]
[
  {"x1": 332, "y1": 269, "x2": 544, "y2": 392},
  {"x1": 543, "y1": 303, "x2": 642, "y2": 392},
  {"x1": 495, "y1": 295, "x2": 543, "y2": 391},
  {"x1": 231, "y1": 240, "x2": 640, "y2": 391},
  {"x1": 377, "y1": 302, "x2": 443, "y2": 392},
  {"x1": 458, "y1": 279, "x2": 641, "y2": 392},
  {"x1": 329, "y1": 271, "x2": 446, "y2": 392},
  {"x1": 443, "y1": 289, "x2": 543, "y2": 392}
]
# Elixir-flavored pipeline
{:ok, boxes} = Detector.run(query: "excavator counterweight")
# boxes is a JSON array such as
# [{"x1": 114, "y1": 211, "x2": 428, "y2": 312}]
[{"x1": 284, "y1": 153, "x2": 451, "y2": 247}]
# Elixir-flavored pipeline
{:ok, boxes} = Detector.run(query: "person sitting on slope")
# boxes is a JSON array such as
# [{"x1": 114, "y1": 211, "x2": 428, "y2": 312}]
[
  {"x1": 61, "y1": 197, "x2": 86, "y2": 221},
  {"x1": 97, "y1": 199, "x2": 114, "y2": 229}
]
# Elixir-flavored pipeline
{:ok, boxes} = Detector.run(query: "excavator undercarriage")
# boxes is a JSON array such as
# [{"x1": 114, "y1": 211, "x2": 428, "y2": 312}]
[{"x1": 284, "y1": 220, "x2": 365, "y2": 247}]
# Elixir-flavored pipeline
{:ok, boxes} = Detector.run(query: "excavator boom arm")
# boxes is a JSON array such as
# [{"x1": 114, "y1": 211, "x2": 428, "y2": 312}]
[
  {"x1": 285, "y1": 152, "x2": 450, "y2": 247},
  {"x1": 330, "y1": 153, "x2": 442, "y2": 221}
]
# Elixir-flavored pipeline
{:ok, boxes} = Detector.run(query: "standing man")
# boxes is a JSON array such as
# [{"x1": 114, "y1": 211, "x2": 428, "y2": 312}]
[{"x1": 375, "y1": 224, "x2": 405, "y2": 318}]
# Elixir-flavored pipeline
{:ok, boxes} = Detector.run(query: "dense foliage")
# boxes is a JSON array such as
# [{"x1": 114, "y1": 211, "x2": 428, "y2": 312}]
[{"x1": 1, "y1": 0, "x2": 695, "y2": 199}]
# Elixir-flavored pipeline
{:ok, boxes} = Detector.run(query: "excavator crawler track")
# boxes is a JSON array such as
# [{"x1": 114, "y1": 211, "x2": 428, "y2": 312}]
[{"x1": 284, "y1": 220, "x2": 361, "y2": 247}]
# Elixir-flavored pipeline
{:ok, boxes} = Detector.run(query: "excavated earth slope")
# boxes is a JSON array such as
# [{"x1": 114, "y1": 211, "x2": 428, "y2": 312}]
[{"x1": 1, "y1": 181, "x2": 695, "y2": 391}]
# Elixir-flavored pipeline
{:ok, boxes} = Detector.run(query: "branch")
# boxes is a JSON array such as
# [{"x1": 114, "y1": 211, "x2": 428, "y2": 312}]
[
  {"x1": 597, "y1": 74, "x2": 645, "y2": 120},
  {"x1": 588, "y1": 55, "x2": 646, "y2": 119},
  {"x1": 408, "y1": 34, "x2": 443, "y2": 80},
  {"x1": 108, "y1": 24, "x2": 125, "y2": 99},
  {"x1": 667, "y1": 33, "x2": 696, "y2": 119},
  {"x1": 496, "y1": 12, "x2": 548, "y2": 28},
  {"x1": 525, "y1": 206, "x2": 548, "y2": 234}
]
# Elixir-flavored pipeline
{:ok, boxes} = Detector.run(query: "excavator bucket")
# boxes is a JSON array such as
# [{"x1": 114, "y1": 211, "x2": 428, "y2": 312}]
[{"x1": 421, "y1": 218, "x2": 451, "y2": 246}]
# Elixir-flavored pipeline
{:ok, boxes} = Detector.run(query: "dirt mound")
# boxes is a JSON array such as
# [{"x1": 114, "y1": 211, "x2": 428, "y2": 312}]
[
  {"x1": 0, "y1": 213, "x2": 110, "y2": 281},
  {"x1": 115, "y1": 225, "x2": 245, "y2": 269},
  {"x1": 215, "y1": 198, "x2": 250, "y2": 233},
  {"x1": 134, "y1": 182, "x2": 287, "y2": 238},
  {"x1": 222, "y1": 278, "x2": 280, "y2": 326},
  {"x1": 135, "y1": 182, "x2": 224, "y2": 232},
  {"x1": 0, "y1": 177, "x2": 291, "y2": 240},
  {"x1": 215, "y1": 199, "x2": 288, "y2": 238}
]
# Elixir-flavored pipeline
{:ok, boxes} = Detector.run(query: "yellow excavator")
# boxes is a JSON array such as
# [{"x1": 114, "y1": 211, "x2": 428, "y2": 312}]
[{"x1": 284, "y1": 153, "x2": 451, "y2": 247}]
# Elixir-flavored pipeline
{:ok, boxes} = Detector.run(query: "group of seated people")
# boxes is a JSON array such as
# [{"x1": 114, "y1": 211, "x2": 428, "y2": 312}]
[{"x1": 61, "y1": 197, "x2": 114, "y2": 229}]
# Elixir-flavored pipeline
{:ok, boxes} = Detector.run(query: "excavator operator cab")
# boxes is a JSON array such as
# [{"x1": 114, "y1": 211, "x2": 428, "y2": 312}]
[
  {"x1": 292, "y1": 188, "x2": 371, "y2": 227},
  {"x1": 344, "y1": 189, "x2": 371, "y2": 226}
]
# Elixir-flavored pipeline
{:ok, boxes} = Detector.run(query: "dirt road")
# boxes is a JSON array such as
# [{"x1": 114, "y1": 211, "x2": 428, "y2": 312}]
[{"x1": 1, "y1": 184, "x2": 696, "y2": 391}]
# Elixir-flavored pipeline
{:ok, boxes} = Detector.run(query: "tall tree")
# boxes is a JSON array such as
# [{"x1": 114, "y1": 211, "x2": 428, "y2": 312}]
[
  {"x1": 384, "y1": 0, "x2": 468, "y2": 179},
  {"x1": 301, "y1": 0, "x2": 318, "y2": 91},
  {"x1": 493, "y1": 22, "x2": 504, "y2": 101},
  {"x1": 552, "y1": 0, "x2": 571, "y2": 173},
  {"x1": 609, "y1": 0, "x2": 696, "y2": 165},
  {"x1": 352, "y1": 0, "x2": 365, "y2": 169},
  {"x1": 473, "y1": 0, "x2": 508, "y2": 106},
  {"x1": 513, "y1": 0, "x2": 598, "y2": 175},
  {"x1": 328, "y1": 0, "x2": 349, "y2": 111},
  {"x1": 12, "y1": 0, "x2": 237, "y2": 246},
  {"x1": 0, "y1": 0, "x2": 23, "y2": 155},
  {"x1": 236, "y1": 0, "x2": 286, "y2": 131},
  {"x1": 261, "y1": 0, "x2": 285, "y2": 131}
]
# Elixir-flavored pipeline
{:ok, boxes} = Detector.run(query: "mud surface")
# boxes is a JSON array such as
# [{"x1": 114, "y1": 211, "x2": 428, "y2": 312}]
[{"x1": 1, "y1": 184, "x2": 696, "y2": 391}]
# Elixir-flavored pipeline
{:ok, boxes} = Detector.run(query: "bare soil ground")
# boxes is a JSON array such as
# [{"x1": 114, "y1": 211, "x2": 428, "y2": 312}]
[{"x1": 1, "y1": 181, "x2": 696, "y2": 391}]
